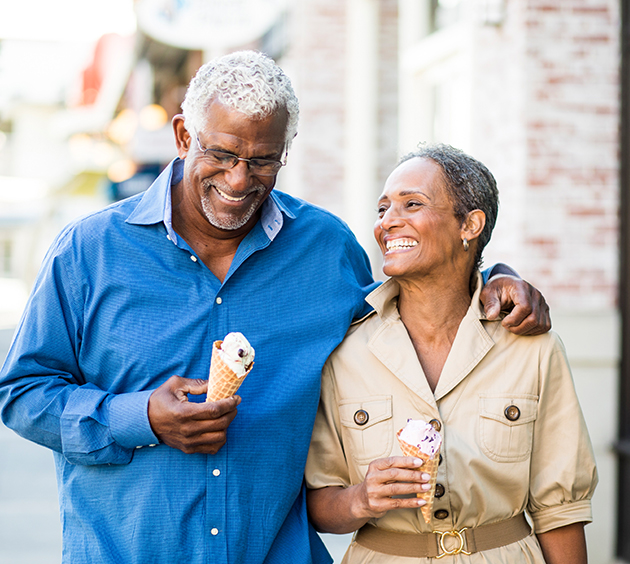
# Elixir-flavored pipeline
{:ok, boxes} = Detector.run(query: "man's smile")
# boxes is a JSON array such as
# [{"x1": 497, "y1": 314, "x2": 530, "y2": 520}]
[{"x1": 214, "y1": 185, "x2": 250, "y2": 202}]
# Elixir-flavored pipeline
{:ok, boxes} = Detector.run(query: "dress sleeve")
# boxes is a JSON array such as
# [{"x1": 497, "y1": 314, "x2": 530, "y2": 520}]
[
  {"x1": 527, "y1": 332, "x2": 598, "y2": 533},
  {"x1": 0, "y1": 231, "x2": 158, "y2": 466},
  {"x1": 305, "y1": 360, "x2": 352, "y2": 489}
]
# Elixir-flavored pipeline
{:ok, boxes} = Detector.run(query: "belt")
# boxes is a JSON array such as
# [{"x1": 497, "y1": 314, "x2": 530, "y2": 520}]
[{"x1": 355, "y1": 513, "x2": 531, "y2": 558}]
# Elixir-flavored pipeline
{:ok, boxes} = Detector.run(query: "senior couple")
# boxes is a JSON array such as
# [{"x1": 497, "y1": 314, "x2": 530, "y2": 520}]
[{"x1": 0, "y1": 51, "x2": 595, "y2": 563}]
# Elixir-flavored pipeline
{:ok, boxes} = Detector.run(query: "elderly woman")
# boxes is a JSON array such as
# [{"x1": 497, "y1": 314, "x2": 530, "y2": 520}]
[{"x1": 305, "y1": 144, "x2": 597, "y2": 564}]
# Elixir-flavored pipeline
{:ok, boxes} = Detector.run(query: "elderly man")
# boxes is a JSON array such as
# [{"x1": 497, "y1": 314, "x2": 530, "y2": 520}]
[{"x1": 0, "y1": 51, "x2": 549, "y2": 564}]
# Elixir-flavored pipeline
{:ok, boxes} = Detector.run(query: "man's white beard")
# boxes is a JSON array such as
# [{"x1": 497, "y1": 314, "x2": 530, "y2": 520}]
[{"x1": 201, "y1": 178, "x2": 267, "y2": 231}]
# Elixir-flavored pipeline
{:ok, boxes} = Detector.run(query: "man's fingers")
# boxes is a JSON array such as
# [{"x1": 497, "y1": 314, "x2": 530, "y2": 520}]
[
  {"x1": 501, "y1": 296, "x2": 551, "y2": 336},
  {"x1": 189, "y1": 395, "x2": 241, "y2": 420},
  {"x1": 481, "y1": 294, "x2": 502, "y2": 320},
  {"x1": 148, "y1": 376, "x2": 241, "y2": 454},
  {"x1": 166, "y1": 376, "x2": 209, "y2": 399}
]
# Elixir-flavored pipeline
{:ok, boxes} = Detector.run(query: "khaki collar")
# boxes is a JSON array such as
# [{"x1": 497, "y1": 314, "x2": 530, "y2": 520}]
[
  {"x1": 366, "y1": 271, "x2": 486, "y2": 322},
  {"x1": 365, "y1": 271, "x2": 494, "y2": 402}
]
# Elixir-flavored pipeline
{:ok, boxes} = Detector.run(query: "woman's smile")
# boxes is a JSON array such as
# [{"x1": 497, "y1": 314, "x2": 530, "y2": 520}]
[{"x1": 384, "y1": 238, "x2": 419, "y2": 253}]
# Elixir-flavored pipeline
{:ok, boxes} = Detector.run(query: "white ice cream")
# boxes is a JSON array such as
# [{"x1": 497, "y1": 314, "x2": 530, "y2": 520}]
[
  {"x1": 219, "y1": 332, "x2": 255, "y2": 377},
  {"x1": 398, "y1": 418, "x2": 442, "y2": 458}
]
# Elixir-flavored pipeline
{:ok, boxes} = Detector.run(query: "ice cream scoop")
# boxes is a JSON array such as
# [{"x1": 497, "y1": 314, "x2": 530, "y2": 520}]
[
  {"x1": 218, "y1": 332, "x2": 255, "y2": 377},
  {"x1": 398, "y1": 418, "x2": 442, "y2": 458}
]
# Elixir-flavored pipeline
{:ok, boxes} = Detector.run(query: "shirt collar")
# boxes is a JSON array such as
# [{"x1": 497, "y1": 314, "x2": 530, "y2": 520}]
[{"x1": 125, "y1": 157, "x2": 293, "y2": 243}]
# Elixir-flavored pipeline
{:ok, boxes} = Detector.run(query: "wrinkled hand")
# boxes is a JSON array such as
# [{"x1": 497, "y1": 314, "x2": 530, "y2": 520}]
[
  {"x1": 480, "y1": 274, "x2": 551, "y2": 336},
  {"x1": 354, "y1": 456, "x2": 431, "y2": 520},
  {"x1": 148, "y1": 375, "x2": 240, "y2": 454}
]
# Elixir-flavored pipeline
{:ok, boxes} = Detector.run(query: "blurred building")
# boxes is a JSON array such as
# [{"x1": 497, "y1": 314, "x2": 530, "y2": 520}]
[{"x1": 0, "y1": 0, "x2": 625, "y2": 562}]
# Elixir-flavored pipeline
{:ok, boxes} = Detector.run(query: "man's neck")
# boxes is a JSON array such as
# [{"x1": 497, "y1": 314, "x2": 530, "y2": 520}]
[{"x1": 171, "y1": 180, "x2": 258, "y2": 282}]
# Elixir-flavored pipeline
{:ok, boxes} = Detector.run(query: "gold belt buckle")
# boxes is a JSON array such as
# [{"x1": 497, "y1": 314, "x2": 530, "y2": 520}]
[{"x1": 433, "y1": 528, "x2": 472, "y2": 558}]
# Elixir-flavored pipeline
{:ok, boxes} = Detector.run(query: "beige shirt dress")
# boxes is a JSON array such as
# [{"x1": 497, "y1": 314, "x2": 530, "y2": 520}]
[{"x1": 305, "y1": 273, "x2": 598, "y2": 563}]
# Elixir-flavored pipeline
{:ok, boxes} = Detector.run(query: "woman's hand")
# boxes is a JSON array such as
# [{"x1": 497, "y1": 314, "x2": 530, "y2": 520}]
[
  {"x1": 306, "y1": 456, "x2": 431, "y2": 534},
  {"x1": 355, "y1": 456, "x2": 432, "y2": 518}
]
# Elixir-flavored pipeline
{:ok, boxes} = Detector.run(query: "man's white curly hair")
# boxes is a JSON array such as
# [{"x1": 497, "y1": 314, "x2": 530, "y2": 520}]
[{"x1": 181, "y1": 50, "x2": 299, "y2": 149}]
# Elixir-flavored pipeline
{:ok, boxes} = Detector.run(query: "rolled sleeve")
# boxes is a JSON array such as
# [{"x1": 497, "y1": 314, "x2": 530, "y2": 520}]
[{"x1": 530, "y1": 500, "x2": 593, "y2": 533}]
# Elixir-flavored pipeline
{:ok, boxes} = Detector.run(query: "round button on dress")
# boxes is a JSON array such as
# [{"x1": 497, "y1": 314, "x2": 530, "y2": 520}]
[
  {"x1": 429, "y1": 419, "x2": 442, "y2": 432},
  {"x1": 504, "y1": 405, "x2": 521, "y2": 421},
  {"x1": 434, "y1": 483, "x2": 445, "y2": 498},
  {"x1": 434, "y1": 509, "x2": 449, "y2": 520},
  {"x1": 354, "y1": 410, "x2": 369, "y2": 426}
]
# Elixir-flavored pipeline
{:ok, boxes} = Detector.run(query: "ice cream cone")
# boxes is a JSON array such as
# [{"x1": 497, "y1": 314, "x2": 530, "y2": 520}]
[
  {"x1": 206, "y1": 340, "x2": 253, "y2": 402},
  {"x1": 397, "y1": 429, "x2": 441, "y2": 524}
]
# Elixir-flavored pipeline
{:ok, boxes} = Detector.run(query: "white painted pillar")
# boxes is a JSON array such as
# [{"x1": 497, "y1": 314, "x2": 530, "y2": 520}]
[{"x1": 343, "y1": 0, "x2": 380, "y2": 263}]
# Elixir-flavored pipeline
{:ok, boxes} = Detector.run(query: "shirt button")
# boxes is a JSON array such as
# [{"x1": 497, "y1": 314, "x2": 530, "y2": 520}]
[
  {"x1": 505, "y1": 405, "x2": 521, "y2": 421},
  {"x1": 211, "y1": 528, "x2": 219, "y2": 536},
  {"x1": 166, "y1": 234, "x2": 171, "y2": 241},
  {"x1": 212, "y1": 469, "x2": 221, "y2": 477},
  {"x1": 439, "y1": 453, "x2": 443, "y2": 465},
  {"x1": 216, "y1": 297, "x2": 223, "y2": 305},
  {"x1": 434, "y1": 483, "x2": 445, "y2": 498},
  {"x1": 190, "y1": 255, "x2": 198, "y2": 262},
  {"x1": 353, "y1": 409, "x2": 369, "y2": 426},
  {"x1": 434, "y1": 509, "x2": 449, "y2": 520},
  {"x1": 429, "y1": 419, "x2": 441, "y2": 432}
]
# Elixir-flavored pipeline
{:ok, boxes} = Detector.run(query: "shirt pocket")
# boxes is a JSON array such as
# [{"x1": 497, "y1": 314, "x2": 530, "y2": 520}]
[
  {"x1": 478, "y1": 394, "x2": 539, "y2": 463},
  {"x1": 338, "y1": 396, "x2": 393, "y2": 466}
]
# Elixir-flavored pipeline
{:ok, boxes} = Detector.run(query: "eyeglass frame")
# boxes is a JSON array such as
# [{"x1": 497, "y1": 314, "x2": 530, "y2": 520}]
[{"x1": 194, "y1": 134, "x2": 287, "y2": 177}]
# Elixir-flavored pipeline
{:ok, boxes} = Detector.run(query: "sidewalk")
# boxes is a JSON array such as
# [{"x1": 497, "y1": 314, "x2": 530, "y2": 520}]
[{"x1": 0, "y1": 327, "x2": 62, "y2": 564}]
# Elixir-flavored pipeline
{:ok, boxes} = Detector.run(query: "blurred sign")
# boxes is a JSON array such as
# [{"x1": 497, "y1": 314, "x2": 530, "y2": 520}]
[{"x1": 135, "y1": 0, "x2": 287, "y2": 51}]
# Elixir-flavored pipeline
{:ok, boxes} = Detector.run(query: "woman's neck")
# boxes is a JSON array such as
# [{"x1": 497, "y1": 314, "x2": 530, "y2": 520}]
[{"x1": 396, "y1": 273, "x2": 473, "y2": 392}]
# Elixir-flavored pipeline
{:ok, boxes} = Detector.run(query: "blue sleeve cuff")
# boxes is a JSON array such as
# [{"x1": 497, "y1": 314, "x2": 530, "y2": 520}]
[
  {"x1": 109, "y1": 390, "x2": 159, "y2": 448},
  {"x1": 481, "y1": 267, "x2": 491, "y2": 285}
]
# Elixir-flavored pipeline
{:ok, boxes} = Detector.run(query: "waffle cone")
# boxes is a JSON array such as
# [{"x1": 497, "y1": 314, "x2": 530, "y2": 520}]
[
  {"x1": 206, "y1": 340, "x2": 253, "y2": 402},
  {"x1": 397, "y1": 430, "x2": 440, "y2": 524}
]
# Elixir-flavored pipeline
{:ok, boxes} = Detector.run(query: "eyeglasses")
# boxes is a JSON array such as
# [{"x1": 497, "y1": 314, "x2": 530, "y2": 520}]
[{"x1": 195, "y1": 136, "x2": 286, "y2": 176}]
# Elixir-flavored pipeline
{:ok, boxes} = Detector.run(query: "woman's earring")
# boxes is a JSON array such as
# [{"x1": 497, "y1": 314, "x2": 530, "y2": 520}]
[{"x1": 462, "y1": 238, "x2": 469, "y2": 252}]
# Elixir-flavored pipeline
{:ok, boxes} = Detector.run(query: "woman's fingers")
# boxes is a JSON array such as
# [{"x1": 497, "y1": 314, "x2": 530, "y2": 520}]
[{"x1": 358, "y1": 456, "x2": 434, "y2": 516}]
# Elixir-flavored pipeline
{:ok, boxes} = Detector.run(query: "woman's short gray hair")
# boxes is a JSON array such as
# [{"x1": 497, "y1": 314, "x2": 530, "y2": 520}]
[
  {"x1": 399, "y1": 143, "x2": 499, "y2": 270},
  {"x1": 181, "y1": 50, "x2": 299, "y2": 148}
]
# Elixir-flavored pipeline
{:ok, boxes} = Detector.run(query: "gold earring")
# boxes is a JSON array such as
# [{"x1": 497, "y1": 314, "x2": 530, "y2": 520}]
[{"x1": 462, "y1": 238, "x2": 469, "y2": 252}]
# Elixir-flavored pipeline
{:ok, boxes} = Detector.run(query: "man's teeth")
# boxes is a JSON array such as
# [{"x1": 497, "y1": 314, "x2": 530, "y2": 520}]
[
  {"x1": 386, "y1": 239, "x2": 418, "y2": 251},
  {"x1": 216, "y1": 187, "x2": 247, "y2": 202}
]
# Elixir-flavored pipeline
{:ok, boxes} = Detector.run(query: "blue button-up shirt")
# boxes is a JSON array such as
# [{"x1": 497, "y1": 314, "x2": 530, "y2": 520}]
[{"x1": 0, "y1": 158, "x2": 377, "y2": 564}]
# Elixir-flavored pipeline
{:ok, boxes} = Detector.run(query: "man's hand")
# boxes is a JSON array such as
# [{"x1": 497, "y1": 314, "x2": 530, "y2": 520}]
[
  {"x1": 148, "y1": 375, "x2": 240, "y2": 454},
  {"x1": 480, "y1": 274, "x2": 551, "y2": 336}
]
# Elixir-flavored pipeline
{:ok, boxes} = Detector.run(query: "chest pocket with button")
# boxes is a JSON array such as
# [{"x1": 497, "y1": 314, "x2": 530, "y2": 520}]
[
  {"x1": 478, "y1": 394, "x2": 539, "y2": 463},
  {"x1": 338, "y1": 396, "x2": 393, "y2": 465}
]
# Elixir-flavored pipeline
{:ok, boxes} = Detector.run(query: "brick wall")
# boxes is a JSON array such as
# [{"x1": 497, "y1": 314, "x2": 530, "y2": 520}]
[
  {"x1": 473, "y1": 0, "x2": 619, "y2": 310},
  {"x1": 478, "y1": 0, "x2": 619, "y2": 311},
  {"x1": 283, "y1": 0, "x2": 348, "y2": 217}
]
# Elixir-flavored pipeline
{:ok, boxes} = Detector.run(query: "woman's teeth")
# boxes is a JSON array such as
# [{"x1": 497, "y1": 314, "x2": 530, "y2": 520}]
[{"x1": 386, "y1": 239, "x2": 418, "y2": 251}]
